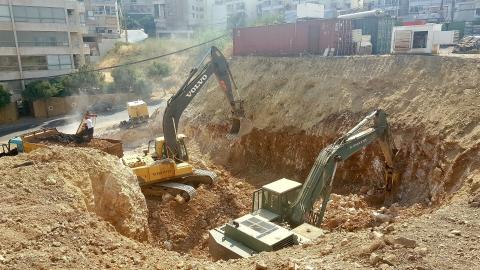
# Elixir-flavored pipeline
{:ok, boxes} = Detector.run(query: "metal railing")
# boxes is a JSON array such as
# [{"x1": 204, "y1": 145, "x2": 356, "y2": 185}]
[
  {"x1": 22, "y1": 64, "x2": 73, "y2": 71},
  {"x1": 14, "y1": 17, "x2": 66, "y2": 24},
  {"x1": 0, "y1": 41, "x2": 16, "y2": 47},
  {"x1": 17, "y1": 41, "x2": 69, "y2": 47},
  {"x1": 0, "y1": 66, "x2": 19, "y2": 71}
]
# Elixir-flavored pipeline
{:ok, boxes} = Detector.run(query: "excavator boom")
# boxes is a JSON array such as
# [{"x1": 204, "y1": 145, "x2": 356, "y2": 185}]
[
  {"x1": 289, "y1": 109, "x2": 398, "y2": 226},
  {"x1": 163, "y1": 46, "x2": 247, "y2": 160}
]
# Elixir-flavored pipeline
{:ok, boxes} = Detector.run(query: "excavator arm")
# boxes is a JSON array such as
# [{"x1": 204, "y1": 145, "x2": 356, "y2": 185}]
[
  {"x1": 162, "y1": 46, "x2": 245, "y2": 160},
  {"x1": 288, "y1": 110, "x2": 398, "y2": 226}
]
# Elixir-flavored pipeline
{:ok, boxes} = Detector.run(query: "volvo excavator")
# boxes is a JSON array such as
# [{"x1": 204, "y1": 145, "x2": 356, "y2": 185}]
[
  {"x1": 209, "y1": 109, "x2": 399, "y2": 260},
  {"x1": 122, "y1": 46, "x2": 249, "y2": 202}
]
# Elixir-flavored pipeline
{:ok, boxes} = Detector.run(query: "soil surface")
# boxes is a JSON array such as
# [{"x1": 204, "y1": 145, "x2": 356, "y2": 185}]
[{"x1": 1, "y1": 55, "x2": 479, "y2": 269}]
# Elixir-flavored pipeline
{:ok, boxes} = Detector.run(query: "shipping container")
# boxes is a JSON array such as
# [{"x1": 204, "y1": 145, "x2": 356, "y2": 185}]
[
  {"x1": 233, "y1": 19, "x2": 354, "y2": 57},
  {"x1": 351, "y1": 16, "x2": 394, "y2": 55}
]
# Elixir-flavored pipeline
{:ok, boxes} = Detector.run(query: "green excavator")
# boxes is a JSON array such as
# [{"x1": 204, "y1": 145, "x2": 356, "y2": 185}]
[{"x1": 209, "y1": 109, "x2": 399, "y2": 260}]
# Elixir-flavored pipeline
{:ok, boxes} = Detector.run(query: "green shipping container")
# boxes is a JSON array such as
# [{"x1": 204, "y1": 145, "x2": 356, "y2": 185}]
[
  {"x1": 352, "y1": 16, "x2": 394, "y2": 55},
  {"x1": 442, "y1": 21, "x2": 465, "y2": 38}
]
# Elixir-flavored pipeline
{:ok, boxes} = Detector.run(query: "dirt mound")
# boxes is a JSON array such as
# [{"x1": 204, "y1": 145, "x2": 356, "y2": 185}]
[
  {"x1": 147, "y1": 163, "x2": 252, "y2": 257},
  {"x1": 0, "y1": 146, "x2": 150, "y2": 241}
]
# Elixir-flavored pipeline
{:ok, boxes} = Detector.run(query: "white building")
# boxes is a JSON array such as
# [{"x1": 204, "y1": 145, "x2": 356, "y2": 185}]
[
  {"x1": 0, "y1": 0, "x2": 88, "y2": 99},
  {"x1": 454, "y1": 0, "x2": 480, "y2": 21}
]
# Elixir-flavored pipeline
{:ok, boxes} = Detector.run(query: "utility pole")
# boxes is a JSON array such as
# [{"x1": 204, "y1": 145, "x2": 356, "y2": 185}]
[{"x1": 119, "y1": 0, "x2": 128, "y2": 43}]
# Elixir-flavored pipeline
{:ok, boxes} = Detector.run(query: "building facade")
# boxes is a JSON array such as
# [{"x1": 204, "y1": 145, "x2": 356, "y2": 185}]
[
  {"x1": 0, "y1": 0, "x2": 88, "y2": 99},
  {"x1": 153, "y1": 0, "x2": 206, "y2": 38},
  {"x1": 83, "y1": 0, "x2": 121, "y2": 60},
  {"x1": 454, "y1": 0, "x2": 480, "y2": 21}
]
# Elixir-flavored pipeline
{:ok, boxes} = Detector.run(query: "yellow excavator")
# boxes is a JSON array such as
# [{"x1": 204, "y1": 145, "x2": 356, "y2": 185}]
[{"x1": 122, "y1": 46, "x2": 249, "y2": 202}]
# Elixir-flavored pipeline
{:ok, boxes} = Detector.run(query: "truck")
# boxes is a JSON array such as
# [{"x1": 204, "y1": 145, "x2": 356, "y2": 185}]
[{"x1": 209, "y1": 110, "x2": 399, "y2": 260}]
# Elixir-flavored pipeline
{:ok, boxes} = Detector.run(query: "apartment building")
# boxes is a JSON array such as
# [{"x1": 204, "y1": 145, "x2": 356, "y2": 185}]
[
  {"x1": 83, "y1": 0, "x2": 120, "y2": 60},
  {"x1": 0, "y1": 0, "x2": 87, "y2": 99},
  {"x1": 363, "y1": 0, "x2": 409, "y2": 17},
  {"x1": 123, "y1": 0, "x2": 154, "y2": 15},
  {"x1": 454, "y1": 0, "x2": 480, "y2": 21},
  {"x1": 407, "y1": 0, "x2": 454, "y2": 22},
  {"x1": 153, "y1": 0, "x2": 206, "y2": 38},
  {"x1": 210, "y1": 0, "x2": 257, "y2": 27}
]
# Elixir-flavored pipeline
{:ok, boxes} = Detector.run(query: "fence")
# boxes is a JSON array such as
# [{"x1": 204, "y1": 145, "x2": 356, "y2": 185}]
[
  {"x1": 32, "y1": 93, "x2": 134, "y2": 118},
  {"x1": 0, "y1": 103, "x2": 18, "y2": 124}
]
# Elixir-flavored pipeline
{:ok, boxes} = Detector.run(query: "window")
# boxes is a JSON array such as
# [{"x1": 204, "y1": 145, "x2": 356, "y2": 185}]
[
  {"x1": 0, "y1": 5, "x2": 10, "y2": 22},
  {"x1": 47, "y1": 55, "x2": 72, "y2": 70},
  {"x1": 94, "y1": 6, "x2": 104, "y2": 15},
  {"x1": 0, "y1": 56, "x2": 18, "y2": 71},
  {"x1": 21, "y1": 56, "x2": 47, "y2": 71},
  {"x1": 412, "y1": 31, "x2": 428, "y2": 49},
  {"x1": 13, "y1": 6, "x2": 65, "y2": 23},
  {"x1": 476, "y1": 8, "x2": 480, "y2": 16},
  {"x1": 16, "y1": 31, "x2": 68, "y2": 47},
  {"x1": 0, "y1": 31, "x2": 15, "y2": 47}
]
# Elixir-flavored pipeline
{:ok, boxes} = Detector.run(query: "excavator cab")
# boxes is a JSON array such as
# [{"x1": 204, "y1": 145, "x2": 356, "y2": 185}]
[
  {"x1": 252, "y1": 178, "x2": 302, "y2": 220},
  {"x1": 146, "y1": 134, "x2": 189, "y2": 161}
]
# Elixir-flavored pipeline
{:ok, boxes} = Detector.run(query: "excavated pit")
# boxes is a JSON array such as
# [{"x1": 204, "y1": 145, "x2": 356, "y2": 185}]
[{"x1": 169, "y1": 55, "x2": 480, "y2": 255}]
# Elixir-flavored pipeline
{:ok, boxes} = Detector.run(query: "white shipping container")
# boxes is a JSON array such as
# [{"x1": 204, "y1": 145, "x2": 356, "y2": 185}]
[{"x1": 297, "y1": 3, "x2": 324, "y2": 19}]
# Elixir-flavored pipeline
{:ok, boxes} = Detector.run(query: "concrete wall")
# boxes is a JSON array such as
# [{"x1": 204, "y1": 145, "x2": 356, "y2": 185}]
[
  {"x1": 31, "y1": 93, "x2": 133, "y2": 118},
  {"x1": 0, "y1": 103, "x2": 18, "y2": 124}
]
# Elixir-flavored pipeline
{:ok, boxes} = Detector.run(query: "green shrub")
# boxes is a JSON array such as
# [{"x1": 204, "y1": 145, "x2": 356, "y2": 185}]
[
  {"x1": 0, "y1": 85, "x2": 11, "y2": 108},
  {"x1": 22, "y1": 80, "x2": 59, "y2": 101},
  {"x1": 60, "y1": 65, "x2": 105, "y2": 96},
  {"x1": 147, "y1": 62, "x2": 171, "y2": 77},
  {"x1": 110, "y1": 66, "x2": 152, "y2": 99}
]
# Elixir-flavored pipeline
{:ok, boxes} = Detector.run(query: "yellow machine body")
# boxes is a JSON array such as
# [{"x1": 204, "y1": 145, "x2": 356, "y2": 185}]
[
  {"x1": 127, "y1": 100, "x2": 149, "y2": 120},
  {"x1": 122, "y1": 134, "x2": 193, "y2": 185}
]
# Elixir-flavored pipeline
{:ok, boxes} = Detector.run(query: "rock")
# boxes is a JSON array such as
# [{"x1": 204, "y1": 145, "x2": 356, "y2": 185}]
[
  {"x1": 0, "y1": 255, "x2": 5, "y2": 263},
  {"x1": 287, "y1": 261, "x2": 298, "y2": 270},
  {"x1": 362, "y1": 239, "x2": 385, "y2": 254},
  {"x1": 234, "y1": 181, "x2": 244, "y2": 188},
  {"x1": 175, "y1": 195, "x2": 186, "y2": 204},
  {"x1": 382, "y1": 254, "x2": 396, "y2": 265},
  {"x1": 414, "y1": 247, "x2": 428, "y2": 257},
  {"x1": 367, "y1": 189, "x2": 375, "y2": 196},
  {"x1": 162, "y1": 193, "x2": 173, "y2": 202},
  {"x1": 45, "y1": 176, "x2": 57, "y2": 185},
  {"x1": 373, "y1": 231, "x2": 384, "y2": 239},
  {"x1": 360, "y1": 186, "x2": 369, "y2": 194},
  {"x1": 393, "y1": 237, "x2": 417, "y2": 248},
  {"x1": 369, "y1": 252, "x2": 381, "y2": 265},
  {"x1": 52, "y1": 241, "x2": 61, "y2": 247},
  {"x1": 255, "y1": 260, "x2": 268, "y2": 270},
  {"x1": 379, "y1": 263, "x2": 393, "y2": 270},
  {"x1": 340, "y1": 238, "x2": 349, "y2": 246},
  {"x1": 372, "y1": 211, "x2": 392, "y2": 224},
  {"x1": 383, "y1": 224, "x2": 395, "y2": 233},
  {"x1": 176, "y1": 261, "x2": 185, "y2": 268},
  {"x1": 450, "y1": 230, "x2": 461, "y2": 236}
]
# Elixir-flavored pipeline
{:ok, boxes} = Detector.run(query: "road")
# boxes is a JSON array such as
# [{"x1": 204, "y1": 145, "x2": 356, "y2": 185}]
[{"x1": 0, "y1": 102, "x2": 165, "y2": 143}]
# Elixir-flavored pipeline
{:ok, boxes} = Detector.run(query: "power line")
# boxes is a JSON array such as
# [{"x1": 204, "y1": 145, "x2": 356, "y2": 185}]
[{"x1": 0, "y1": 33, "x2": 229, "y2": 83}]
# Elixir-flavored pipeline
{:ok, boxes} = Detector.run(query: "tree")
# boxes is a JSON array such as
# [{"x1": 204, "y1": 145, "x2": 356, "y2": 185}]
[
  {"x1": 60, "y1": 65, "x2": 105, "y2": 96},
  {"x1": 0, "y1": 85, "x2": 12, "y2": 108},
  {"x1": 147, "y1": 62, "x2": 171, "y2": 78},
  {"x1": 253, "y1": 13, "x2": 285, "y2": 26},
  {"x1": 22, "y1": 80, "x2": 59, "y2": 101},
  {"x1": 110, "y1": 66, "x2": 152, "y2": 99}
]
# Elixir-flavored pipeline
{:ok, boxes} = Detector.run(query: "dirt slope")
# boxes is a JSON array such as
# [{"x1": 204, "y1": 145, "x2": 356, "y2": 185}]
[{"x1": 185, "y1": 55, "x2": 480, "y2": 206}]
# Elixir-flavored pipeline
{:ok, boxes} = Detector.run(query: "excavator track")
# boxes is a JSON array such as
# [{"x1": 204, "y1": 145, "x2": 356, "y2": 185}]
[{"x1": 140, "y1": 169, "x2": 217, "y2": 202}]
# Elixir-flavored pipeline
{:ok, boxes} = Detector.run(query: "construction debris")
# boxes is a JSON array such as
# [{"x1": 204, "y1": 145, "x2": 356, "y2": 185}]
[{"x1": 453, "y1": 36, "x2": 480, "y2": 53}]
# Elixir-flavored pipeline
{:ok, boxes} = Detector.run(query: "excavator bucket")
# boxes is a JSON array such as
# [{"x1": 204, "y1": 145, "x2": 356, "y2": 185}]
[
  {"x1": 228, "y1": 100, "x2": 253, "y2": 137},
  {"x1": 229, "y1": 117, "x2": 253, "y2": 137}
]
